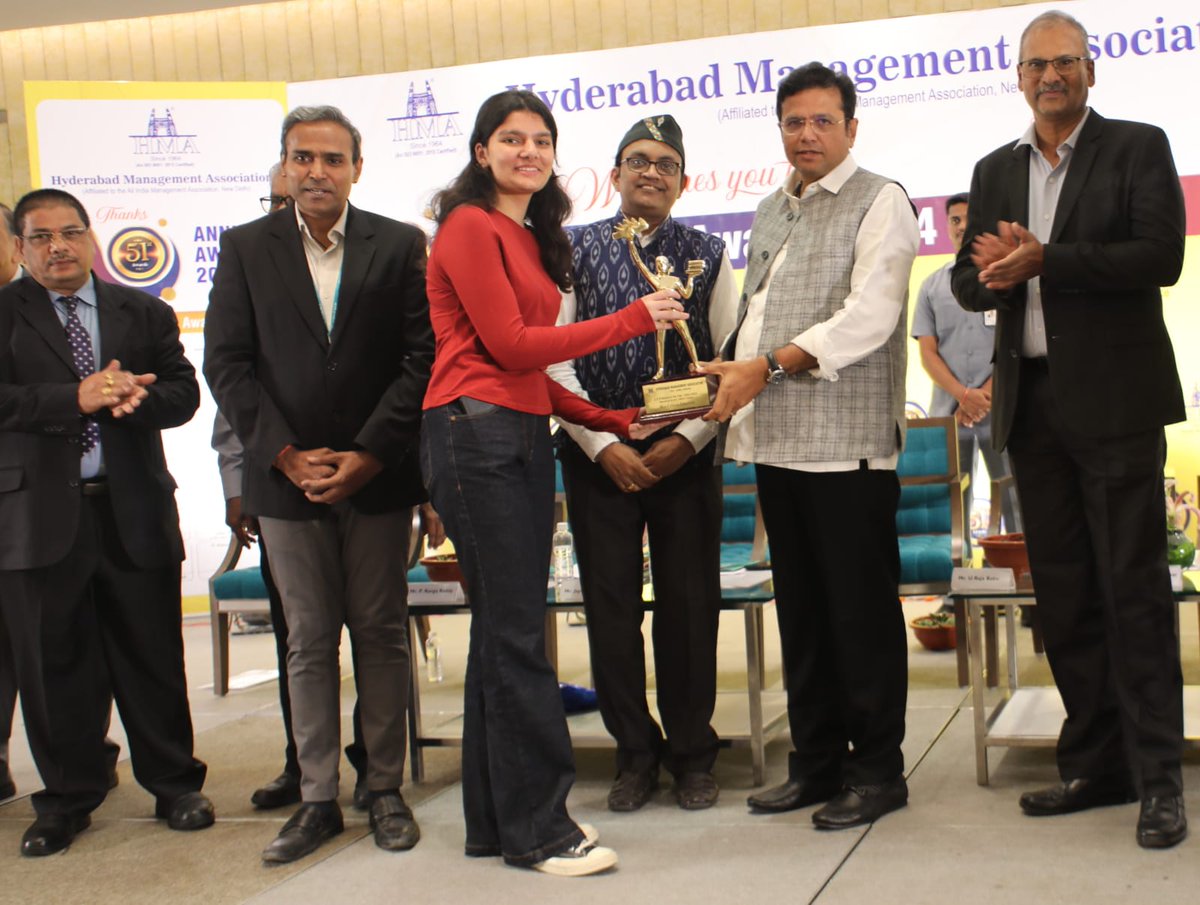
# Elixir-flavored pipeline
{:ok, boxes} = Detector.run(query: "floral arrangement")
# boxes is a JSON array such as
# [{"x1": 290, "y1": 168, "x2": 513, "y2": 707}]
[{"x1": 1165, "y1": 479, "x2": 1200, "y2": 533}]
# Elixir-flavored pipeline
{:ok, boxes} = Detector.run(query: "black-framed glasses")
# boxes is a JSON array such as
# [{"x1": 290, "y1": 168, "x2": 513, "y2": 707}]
[
  {"x1": 621, "y1": 157, "x2": 681, "y2": 177},
  {"x1": 1017, "y1": 55, "x2": 1089, "y2": 76},
  {"x1": 21, "y1": 227, "x2": 89, "y2": 248},
  {"x1": 261, "y1": 194, "x2": 289, "y2": 213},
  {"x1": 778, "y1": 115, "x2": 846, "y2": 136}
]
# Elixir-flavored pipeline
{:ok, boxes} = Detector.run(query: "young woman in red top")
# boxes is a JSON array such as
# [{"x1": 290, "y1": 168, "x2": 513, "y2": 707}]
[{"x1": 420, "y1": 90, "x2": 685, "y2": 877}]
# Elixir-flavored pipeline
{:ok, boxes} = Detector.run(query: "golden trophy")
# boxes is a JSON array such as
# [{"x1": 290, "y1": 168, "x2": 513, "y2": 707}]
[{"x1": 613, "y1": 217, "x2": 716, "y2": 424}]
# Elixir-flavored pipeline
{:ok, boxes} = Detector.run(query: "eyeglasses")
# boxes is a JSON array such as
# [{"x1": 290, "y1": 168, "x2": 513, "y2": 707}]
[
  {"x1": 261, "y1": 194, "x2": 289, "y2": 213},
  {"x1": 21, "y1": 227, "x2": 89, "y2": 248},
  {"x1": 1017, "y1": 55, "x2": 1089, "y2": 76},
  {"x1": 778, "y1": 116, "x2": 846, "y2": 136},
  {"x1": 621, "y1": 157, "x2": 681, "y2": 177}
]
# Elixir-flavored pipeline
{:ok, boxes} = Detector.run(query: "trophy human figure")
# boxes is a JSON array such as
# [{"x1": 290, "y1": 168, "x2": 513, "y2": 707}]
[{"x1": 613, "y1": 216, "x2": 705, "y2": 380}]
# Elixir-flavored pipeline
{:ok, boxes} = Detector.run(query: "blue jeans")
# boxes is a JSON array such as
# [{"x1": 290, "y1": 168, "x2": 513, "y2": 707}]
[{"x1": 421, "y1": 400, "x2": 585, "y2": 866}]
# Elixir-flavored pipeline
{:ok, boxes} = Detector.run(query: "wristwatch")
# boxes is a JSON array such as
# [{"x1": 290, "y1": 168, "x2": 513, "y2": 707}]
[{"x1": 764, "y1": 350, "x2": 787, "y2": 385}]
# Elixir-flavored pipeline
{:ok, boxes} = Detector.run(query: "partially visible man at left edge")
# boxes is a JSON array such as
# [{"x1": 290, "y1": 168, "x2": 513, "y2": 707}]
[{"x1": 0, "y1": 188, "x2": 211, "y2": 857}]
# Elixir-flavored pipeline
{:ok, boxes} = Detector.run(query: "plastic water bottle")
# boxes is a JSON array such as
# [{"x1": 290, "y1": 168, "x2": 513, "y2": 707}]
[
  {"x1": 424, "y1": 631, "x2": 444, "y2": 683},
  {"x1": 552, "y1": 521, "x2": 576, "y2": 601}
]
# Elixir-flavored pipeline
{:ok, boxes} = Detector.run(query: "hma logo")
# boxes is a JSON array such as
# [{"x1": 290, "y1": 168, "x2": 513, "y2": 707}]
[
  {"x1": 388, "y1": 81, "x2": 463, "y2": 143},
  {"x1": 129, "y1": 109, "x2": 199, "y2": 155}
]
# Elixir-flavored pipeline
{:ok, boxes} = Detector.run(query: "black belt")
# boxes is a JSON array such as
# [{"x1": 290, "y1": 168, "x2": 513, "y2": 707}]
[
  {"x1": 1020, "y1": 356, "x2": 1049, "y2": 373},
  {"x1": 81, "y1": 479, "x2": 109, "y2": 497}
]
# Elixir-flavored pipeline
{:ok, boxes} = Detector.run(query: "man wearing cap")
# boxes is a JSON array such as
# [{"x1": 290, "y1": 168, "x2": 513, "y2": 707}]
[{"x1": 548, "y1": 115, "x2": 738, "y2": 812}]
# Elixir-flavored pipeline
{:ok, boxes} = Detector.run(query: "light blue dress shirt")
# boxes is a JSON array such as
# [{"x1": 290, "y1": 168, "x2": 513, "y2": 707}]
[{"x1": 48, "y1": 276, "x2": 104, "y2": 479}]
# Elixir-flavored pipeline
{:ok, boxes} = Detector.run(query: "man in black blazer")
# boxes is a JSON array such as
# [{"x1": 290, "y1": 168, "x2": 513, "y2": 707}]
[
  {"x1": 0, "y1": 189, "x2": 211, "y2": 856},
  {"x1": 952, "y1": 11, "x2": 1187, "y2": 849},
  {"x1": 204, "y1": 106, "x2": 434, "y2": 864}
]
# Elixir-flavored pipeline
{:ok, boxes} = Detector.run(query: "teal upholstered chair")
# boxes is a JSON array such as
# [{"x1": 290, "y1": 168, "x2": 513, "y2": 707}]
[
  {"x1": 896, "y1": 416, "x2": 967, "y2": 593},
  {"x1": 895, "y1": 416, "x2": 971, "y2": 683},
  {"x1": 721, "y1": 460, "x2": 768, "y2": 570}
]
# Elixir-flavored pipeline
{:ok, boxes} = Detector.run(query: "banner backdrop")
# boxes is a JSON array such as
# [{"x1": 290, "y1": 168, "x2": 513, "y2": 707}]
[
  {"x1": 21, "y1": 0, "x2": 1200, "y2": 599},
  {"x1": 287, "y1": 0, "x2": 1200, "y2": 528},
  {"x1": 24, "y1": 80, "x2": 288, "y2": 600}
]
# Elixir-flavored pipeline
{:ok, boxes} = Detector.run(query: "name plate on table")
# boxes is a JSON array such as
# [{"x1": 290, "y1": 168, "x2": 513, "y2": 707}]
[
  {"x1": 555, "y1": 577, "x2": 583, "y2": 603},
  {"x1": 950, "y1": 567, "x2": 1017, "y2": 594},
  {"x1": 409, "y1": 582, "x2": 465, "y2": 605},
  {"x1": 1170, "y1": 565, "x2": 1183, "y2": 593}
]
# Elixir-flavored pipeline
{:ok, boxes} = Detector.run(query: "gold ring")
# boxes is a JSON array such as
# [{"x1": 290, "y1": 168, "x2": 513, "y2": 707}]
[
  {"x1": 101, "y1": 387, "x2": 112, "y2": 397},
  {"x1": 626, "y1": 483, "x2": 637, "y2": 492},
  {"x1": 105, "y1": 374, "x2": 115, "y2": 386}
]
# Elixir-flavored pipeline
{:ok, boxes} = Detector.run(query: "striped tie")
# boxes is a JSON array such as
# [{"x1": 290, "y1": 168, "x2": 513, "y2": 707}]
[{"x1": 59, "y1": 295, "x2": 101, "y2": 454}]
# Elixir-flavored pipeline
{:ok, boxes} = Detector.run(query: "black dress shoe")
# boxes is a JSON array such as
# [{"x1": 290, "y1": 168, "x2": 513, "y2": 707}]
[
  {"x1": 262, "y1": 801, "x2": 344, "y2": 864},
  {"x1": 21, "y1": 813, "x2": 91, "y2": 857},
  {"x1": 251, "y1": 772, "x2": 302, "y2": 810},
  {"x1": 607, "y1": 769, "x2": 658, "y2": 812},
  {"x1": 1137, "y1": 796, "x2": 1187, "y2": 849},
  {"x1": 674, "y1": 772, "x2": 719, "y2": 810},
  {"x1": 1018, "y1": 776, "x2": 1137, "y2": 817},
  {"x1": 747, "y1": 777, "x2": 840, "y2": 813},
  {"x1": 369, "y1": 791, "x2": 420, "y2": 851},
  {"x1": 812, "y1": 777, "x2": 908, "y2": 829},
  {"x1": 155, "y1": 791, "x2": 216, "y2": 831}
]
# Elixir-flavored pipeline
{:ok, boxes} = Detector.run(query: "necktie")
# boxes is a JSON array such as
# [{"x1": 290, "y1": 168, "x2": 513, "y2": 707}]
[{"x1": 60, "y1": 295, "x2": 101, "y2": 454}]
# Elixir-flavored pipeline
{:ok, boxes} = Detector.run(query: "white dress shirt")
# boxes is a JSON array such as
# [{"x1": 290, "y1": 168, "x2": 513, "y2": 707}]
[
  {"x1": 296, "y1": 202, "x2": 349, "y2": 332},
  {"x1": 1015, "y1": 107, "x2": 1091, "y2": 358}
]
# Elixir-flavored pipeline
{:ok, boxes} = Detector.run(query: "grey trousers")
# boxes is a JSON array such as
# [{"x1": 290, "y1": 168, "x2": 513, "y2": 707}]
[{"x1": 259, "y1": 504, "x2": 412, "y2": 801}]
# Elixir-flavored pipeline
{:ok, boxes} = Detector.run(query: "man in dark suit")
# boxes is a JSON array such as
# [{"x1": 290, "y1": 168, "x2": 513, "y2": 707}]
[
  {"x1": 952, "y1": 10, "x2": 1187, "y2": 849},
  {"x1": 0, "y1": 201, "x2": 20, "y2": 802},
  {"x1": 0, "y1": 189, "x2": 212, "y2": 856},
  {"x1": 205, "y1": 105, "x2": 434, "y2": 865}
]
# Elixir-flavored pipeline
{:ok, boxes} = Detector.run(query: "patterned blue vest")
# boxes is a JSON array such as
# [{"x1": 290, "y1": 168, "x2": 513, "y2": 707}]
[{"x1": 568, "y1": 214, "x2": 725, "y2": 414}]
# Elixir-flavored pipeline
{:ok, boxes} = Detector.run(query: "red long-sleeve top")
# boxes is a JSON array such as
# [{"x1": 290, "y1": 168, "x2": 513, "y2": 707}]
[{"x1": 424, "y1": 204, "x2": 653, "y2": 433}]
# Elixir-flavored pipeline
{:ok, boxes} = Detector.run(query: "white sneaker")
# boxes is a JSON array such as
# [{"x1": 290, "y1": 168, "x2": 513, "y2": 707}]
[{"x1": 533, "y1": 840, "x2": 618, "y2": 877}]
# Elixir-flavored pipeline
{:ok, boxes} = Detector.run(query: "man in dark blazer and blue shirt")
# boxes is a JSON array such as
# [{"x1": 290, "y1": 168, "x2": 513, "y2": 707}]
[
  {"x1": 952, "y1": 10, "x2": 1187, "y2": 849},
  {"x1": 204, "y1": 106, "x2": 434, "y2": 865},
  {"x1": 0, "y1": 189, "x2": 211, "y2": 857}
]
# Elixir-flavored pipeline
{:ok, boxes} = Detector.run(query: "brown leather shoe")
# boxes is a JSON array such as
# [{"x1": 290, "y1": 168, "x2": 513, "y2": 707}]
[
  {"x1": 607, "y1": 769, "x2": 658, "y2": 812},
  {"x1": 674, "y1": 772, "x2": 719, "y2": 810}
]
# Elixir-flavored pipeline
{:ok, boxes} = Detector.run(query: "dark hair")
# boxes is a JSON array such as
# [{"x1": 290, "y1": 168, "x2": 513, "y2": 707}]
[
  {"x1": 430, "y1": 90, "x2": 574, "y2": 291},
  {"x1": 1020, "y1": 10, "x2": 1090, "y2": 60},
  {"x1": 776, "y1": 62, "x2": 857, "y2": 122},
  {"x1": 13, "y1": 189, "x2": 90, "y2": 237},
  {"x1": 945, "y1": 193, "x2": 969, "y2": 212},
  {"x1": 281, "y1": 105, "x2": 363, "y2": 163},
  {"x1": 0, "y1": 203, "x2": 14, "y2": 237}
]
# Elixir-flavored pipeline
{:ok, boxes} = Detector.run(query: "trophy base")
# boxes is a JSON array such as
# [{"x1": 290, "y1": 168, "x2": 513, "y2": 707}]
[{"x1": 638, "y1": 374, "x2": 717, "y2": 425}]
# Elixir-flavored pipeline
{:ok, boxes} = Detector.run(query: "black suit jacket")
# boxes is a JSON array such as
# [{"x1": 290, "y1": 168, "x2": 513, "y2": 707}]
[
  {"x1": 203, "y1": 204, "x2": 433, "y2": 520},
  {"x1": 0, "y1": 275, "x2": 199, "y2": 571},
  {"x1": 951, "y1": 111, "x2": 1186, "y2": 449}
]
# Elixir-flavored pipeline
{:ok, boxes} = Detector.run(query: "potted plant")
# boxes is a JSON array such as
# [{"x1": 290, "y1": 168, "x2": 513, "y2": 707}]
[
  {"x1": 1165, "y1": 479, "x2": 1199, "y2": 568},
  {"x1": 909, "y1": 610, "x2": 956, "y2": 651}
]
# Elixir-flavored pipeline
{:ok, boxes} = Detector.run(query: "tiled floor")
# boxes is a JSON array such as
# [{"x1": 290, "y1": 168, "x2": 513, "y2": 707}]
[{"x1": 2, "y1": 605, "x2": 1198, "y2": 904}]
